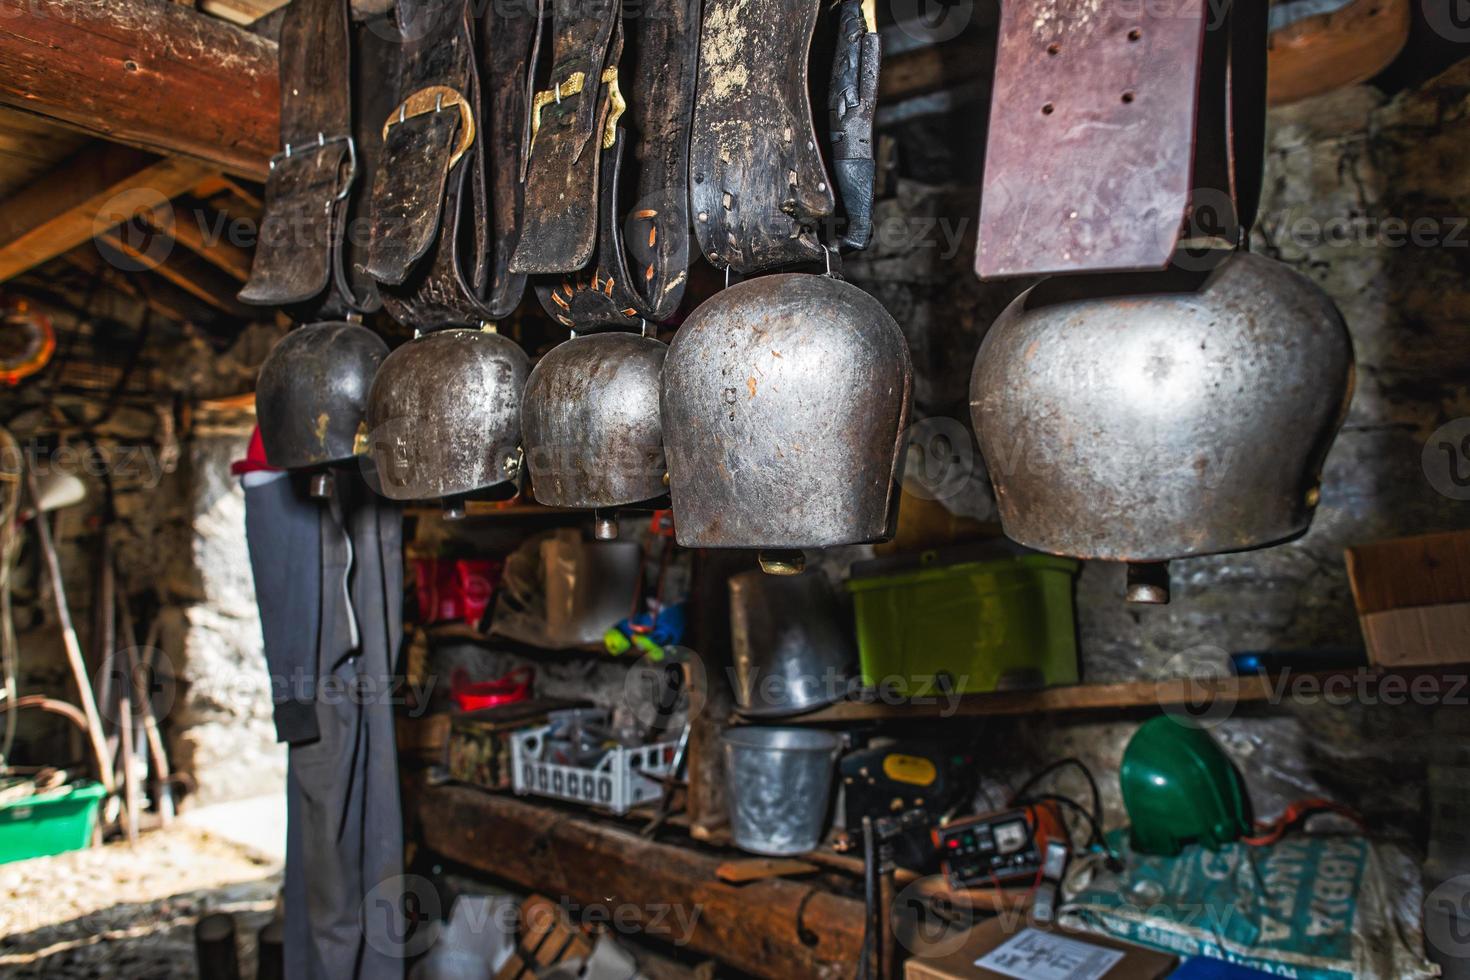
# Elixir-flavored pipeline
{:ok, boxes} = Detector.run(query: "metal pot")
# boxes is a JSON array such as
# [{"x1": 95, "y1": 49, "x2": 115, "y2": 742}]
[
  {"x1": 729, "y1": 570, "x2": 856, "y2": 717},
  {"x1": 969, "y1": 251, "x2": 1354, "y2": 600},
  {"x1": 364, "y1": 327, "x2": 529, "y2": 501},
  {"x1": 520, "y1": 332, "x2": 667, "y2": 511},
  {"x1": 722, "y1": 726, "x2": 842, "y2": 856},
  {"x1": 255, "y1": 321, "x2": 388, "y2": 470},
  {"x1": 661, "y1": 273, "x2": 912, "y2": 555}
]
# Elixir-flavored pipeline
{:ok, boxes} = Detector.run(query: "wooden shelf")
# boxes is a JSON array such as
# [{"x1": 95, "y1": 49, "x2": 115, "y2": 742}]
[
  {"x1": 406, "y1": 499, "x2": 580, "y2": 520},
  {"x1": 416, "y1": 622, "x2": 609, "y2": 656},
  {"x1": 775, "y1": 664, "x2": 1468, "y2": 724},
  {"x1": 411, "y1": 782, "x2": 864, "y2": 979}
]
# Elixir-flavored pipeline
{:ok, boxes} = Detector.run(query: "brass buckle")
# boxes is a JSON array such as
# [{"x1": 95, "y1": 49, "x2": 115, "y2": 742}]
[
  {"x1": 529, "y1": 67, "x2": 624, "y2": 151},
  {"x1": 383, "y1": 85, "x2": 476, "y2": 169}
]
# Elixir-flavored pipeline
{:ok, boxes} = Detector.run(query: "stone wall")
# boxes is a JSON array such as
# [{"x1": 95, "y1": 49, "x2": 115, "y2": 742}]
[{"x1": 0, "y1": 312, "x2": 285, "y2": 807}]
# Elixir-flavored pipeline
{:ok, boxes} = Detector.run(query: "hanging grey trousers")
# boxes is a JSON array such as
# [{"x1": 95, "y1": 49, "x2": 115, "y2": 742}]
[{"x1": 245, "y1": 470, "x2": 405, "y2": 980}]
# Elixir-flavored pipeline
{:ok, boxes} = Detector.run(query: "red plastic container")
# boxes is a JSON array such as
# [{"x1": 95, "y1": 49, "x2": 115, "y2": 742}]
[{"x1": 450, "y1": 665, "x2": 534, "y2": 712}]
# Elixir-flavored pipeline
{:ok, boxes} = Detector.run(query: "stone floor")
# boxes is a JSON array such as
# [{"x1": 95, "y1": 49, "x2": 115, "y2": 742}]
[{"x1": 0, "y1": 824, "x2": 281, "y2": 978}]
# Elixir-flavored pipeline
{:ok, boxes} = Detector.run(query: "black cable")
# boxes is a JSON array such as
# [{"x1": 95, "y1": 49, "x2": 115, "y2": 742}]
[
  {"x1": 1009, "y1": 757, "x2": 1102, "y2": 833},
  {"x1": 1017, "y1": 792, "x2": 1123, "y2": 869}
]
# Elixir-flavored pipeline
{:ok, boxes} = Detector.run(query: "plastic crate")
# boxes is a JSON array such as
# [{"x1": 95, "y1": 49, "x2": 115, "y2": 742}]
[
  {"x1": 0, "y1": 781, "x2": 104, "y2": 864},
  {"x1": 510, "y1": 716, "x2": 679, "y2": 815},
  {"x1": 846, "y1": 551, "x2": 1079, "y2": 695}
]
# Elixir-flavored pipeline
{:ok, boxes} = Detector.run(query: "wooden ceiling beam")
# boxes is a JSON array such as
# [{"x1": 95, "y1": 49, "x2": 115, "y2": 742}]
[
  {"x1": 0, "y1": 142, "x2": 215, "y2": 283},
  {"x1": 0, "y1": 0, "x2": 278, "y2": 179}
]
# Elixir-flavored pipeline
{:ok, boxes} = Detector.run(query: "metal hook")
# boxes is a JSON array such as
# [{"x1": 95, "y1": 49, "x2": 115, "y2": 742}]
[{"x1": 724, "y1": 266, "x2": 731, "y2": 289}]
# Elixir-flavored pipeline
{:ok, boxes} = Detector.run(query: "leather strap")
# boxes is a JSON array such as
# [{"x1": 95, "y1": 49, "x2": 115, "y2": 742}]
[
  {"x1": 330, "y1": 15, "x2": 402, "y2": 315},
  {"x1": 976, "y1": 0, "x2": 1268, "y2": 278},
  {"x1": 239, "y1": 0, "x2": 354, "y2": 310},
  {"x1": 828, "y1": 0, "x2": 880, "y2": 251},
  {"x1": 536, "y1": 129, "x2": 641, "y2": 329},
  {"x1": 690, "y1": 0, "x2": 833, "y2": 274},
  {"x1": 535, "y1": 0, "x2": 702, "y2": 329},
  {"x1": 481, "y1": 0, "x2": 542, "y2": 318},
  {"x1": 368, "y1": 0, "x2": 538, "y2": 329},
  {"x1": 366, "y1": 0, "x2": 478, "y2": 289},
  {"x1": 616, "y1": 0, "x2": 701, "y2": 319},
  {"x1": 509, "y1": 0, "x2": 623, "y2": 274}
]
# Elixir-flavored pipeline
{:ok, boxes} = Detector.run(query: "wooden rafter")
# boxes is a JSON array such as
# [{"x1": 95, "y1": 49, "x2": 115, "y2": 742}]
[
  {"x1": 0, "y1": 142, "x2": 215, "y2": 283},
  {"x1": 169, "y1": 200, "x2": 255, "y2": 282},
  {"x1": 96, "y1": 227, "x2": 256, "y2": 320}
]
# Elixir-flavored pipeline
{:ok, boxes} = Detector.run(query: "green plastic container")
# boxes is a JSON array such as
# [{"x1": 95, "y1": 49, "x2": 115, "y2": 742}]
[
  {"x1": 846, "y1": 551, "x2": 1079, "y2": 695},
  {"x1": 0, "y1": 781, "x2": 104, "y2": 864}
]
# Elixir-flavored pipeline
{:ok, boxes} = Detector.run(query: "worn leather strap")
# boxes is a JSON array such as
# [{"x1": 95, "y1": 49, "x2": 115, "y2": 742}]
[
  {"x1": 535, "y1": 0, "x2": 701, "y2": 328},
  {"x1": 508, "y1": 0, "x2": 621, "y2": 274},
  {"x1": 330, "y1": 15, "x2": 402, "y2": 315},
  {"x1": 366, "y1": 0, "x2": 478, "y2": 289},
  {"x1": 536, "y1": 129, "x2": 641, "y2": 329},
  {"x1": 690, "y1": 0, "x2": 833, "y2": 274},
  {"x1": 239, "y1": 0, "x2": 354, "y2": 310},
  {"x1": 976, "y1": 0, "x2": 1268, "y2": 278},
  {"x1": 481, "y1": 0, "x2": 542, "y2": 318},
  {"x1": 828, "y1": 0, "x2": 880, "y2": 251},
  {"x1": 616, "y1": 0, "x2": 701, "y2": 318}
]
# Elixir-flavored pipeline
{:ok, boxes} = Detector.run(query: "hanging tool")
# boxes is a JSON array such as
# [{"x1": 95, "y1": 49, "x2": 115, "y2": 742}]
[{"x1": 25, "y1": 468, "x2": 112, "y2": 794}]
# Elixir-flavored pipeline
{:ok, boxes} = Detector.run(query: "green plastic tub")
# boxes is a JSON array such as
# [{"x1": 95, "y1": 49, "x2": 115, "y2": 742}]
[
  {"x1": 846, "y1": 551, "x2": 1079, "y2": 696},
  {"x1": 0, "y1": 781, "x2": 104, "y2": 864}
]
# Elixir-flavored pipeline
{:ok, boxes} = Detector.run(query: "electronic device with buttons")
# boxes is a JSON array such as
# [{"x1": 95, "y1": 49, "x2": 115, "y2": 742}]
[
  {"x1": 838, "y1": 741, "x2": 968, "y2": 872},
  {"x1": 933, "y1": 800, "x2": 1068, "y2": 889}
]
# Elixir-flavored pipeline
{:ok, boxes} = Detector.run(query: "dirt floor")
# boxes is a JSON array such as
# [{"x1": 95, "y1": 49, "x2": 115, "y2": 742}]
[{"x1": 0, "y1": 825, "x2": 281, "y2": 978}]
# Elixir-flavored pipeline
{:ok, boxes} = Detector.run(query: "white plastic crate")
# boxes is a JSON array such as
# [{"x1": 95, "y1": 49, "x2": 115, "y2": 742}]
[{"x1": 509, "y1": 719, "x2": 679, "y2": 815}]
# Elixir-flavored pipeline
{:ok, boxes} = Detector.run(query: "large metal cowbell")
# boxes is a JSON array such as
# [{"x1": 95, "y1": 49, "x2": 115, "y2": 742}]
[
  {"x1": 969, "y1": 251, "x2": 1354, "y2": 579},
  {"x1": 662, "y1": 273, "x2": 912, "y2": 551},
  {"x1": 256, "y1": 321, "x2": 388, "y2": 471},
  {"x1": 365, "y1": 327, "x2": 530, "y2": 501},
  {"x1": 521, "y1": 331, "x2": 668, "y2": 510}
]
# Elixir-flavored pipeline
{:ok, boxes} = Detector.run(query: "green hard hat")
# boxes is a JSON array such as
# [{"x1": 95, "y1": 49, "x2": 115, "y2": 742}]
[{"x1": 1121, "y1": 716, "x2": 1252, "y2": 857}]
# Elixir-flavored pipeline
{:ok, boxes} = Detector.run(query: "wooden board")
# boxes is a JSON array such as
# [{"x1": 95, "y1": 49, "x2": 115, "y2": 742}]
[
  {"x1": 1345, "y1": 530, "x2": 1470, "y2": 615},
  {"x1": 0, "y1": 0, "x2": 278, "y2": 178}
]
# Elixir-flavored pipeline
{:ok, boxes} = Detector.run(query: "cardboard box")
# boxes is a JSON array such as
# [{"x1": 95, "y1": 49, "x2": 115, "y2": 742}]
[
  {"x1": 904, "y1": 918, "x2": 1176, "y2": 980},
  {"x1": 1344, "y1": 530, "x2": 1470, "y2": 667}
]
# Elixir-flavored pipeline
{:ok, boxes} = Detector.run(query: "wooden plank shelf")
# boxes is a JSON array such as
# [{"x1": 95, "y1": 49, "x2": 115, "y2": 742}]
[
  {"x1": 412, "y1": 783, "x2": 866, "y2": 979},
  {"x1": 772, "y1": 664, "x2": 1470, "y2": 724}
]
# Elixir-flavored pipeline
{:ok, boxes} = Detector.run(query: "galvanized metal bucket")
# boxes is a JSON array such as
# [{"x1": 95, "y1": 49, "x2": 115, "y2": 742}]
[{"x1": 722, "y1": 726, "x2": 842, "y2": 856}]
